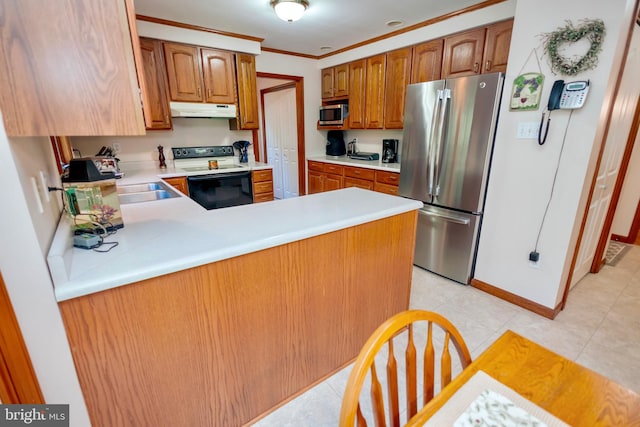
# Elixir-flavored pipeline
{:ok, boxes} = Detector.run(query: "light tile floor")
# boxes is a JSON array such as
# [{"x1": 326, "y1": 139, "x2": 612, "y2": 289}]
[{"x1": 253, "y1": 245, "x2": 640, "y2": 426}]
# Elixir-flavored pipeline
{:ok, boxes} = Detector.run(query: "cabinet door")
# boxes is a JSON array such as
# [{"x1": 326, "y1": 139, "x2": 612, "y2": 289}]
[
  {"x1": 321, "y1": 68, "x2": 334, "y2": 98},
  {"x1": 163, "y1": 42, "x2": 204, "y2": 102},
  {"x1": 333, "y1": 64, "x2": 349, "y2": 97},
  {"x1": 233, "y1": 53, "x2": 259, "y2": 129},
  {"x1": 201, "y1": 48, "x2": 236, "y2": 104},
  {"x1": 411, "y1": 39, "x2": 444, "y2": 83},
  {"x1": 139, "y1": 38, "x2": 171, "y2": 130},
  {"x1": 324, "y1": 173, "x2": 343, "y2": 191},
  {"x1": 442, "y1": 28, "x2": 486, "y2": 78},
  {"x1": 163, "y1": 177, "x2": 188, "y2": 195},
  {"x1": 308, "y1": 170, "x2": 323, "y2": 194},
  {"x1": 384, "y1": 48, "x2": 412, "y2": 129},
  {"x1": 348, "y1": 59, "x2": 367, "y2": 129},
  {"x1": 365, "y1": 53, "x2": 386, "y2": 129},
  {"x1": 483, "y1": 20, "x2": 513, "y2": 74},
  {"x1": 0, "y1": 0, "x2": 147, "y2": 136}
]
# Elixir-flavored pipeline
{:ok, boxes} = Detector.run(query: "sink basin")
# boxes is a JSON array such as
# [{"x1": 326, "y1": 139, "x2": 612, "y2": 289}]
[
  {"x1": 117, "y1": 182, "x2": 165, "y2": 194},
  {"x1": 117, "y1": 182, "x2": 180, "y2": 204}
]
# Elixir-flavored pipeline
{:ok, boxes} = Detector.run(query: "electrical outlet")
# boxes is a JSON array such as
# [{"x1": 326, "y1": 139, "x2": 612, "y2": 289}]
[
  {"x1": 112, "y1": 143, "x2": 121, "y2": 153},
  {"x1": 516, "y1": 122, "x2": 539, "y2": 139},
  {"x1": 30, "y1": 177, "x2": 44, "y2": 214},
  {"x1": 39, "y1": 170, "x2": 50, "y2": 202}
]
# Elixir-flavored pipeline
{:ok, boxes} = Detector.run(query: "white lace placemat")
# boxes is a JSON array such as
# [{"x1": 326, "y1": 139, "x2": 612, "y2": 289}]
[{"x1": 424, "y1": 370, "x2": 570, "y2": 427}]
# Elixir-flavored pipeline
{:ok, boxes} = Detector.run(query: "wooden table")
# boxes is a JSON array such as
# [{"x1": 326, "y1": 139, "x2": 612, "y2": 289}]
[{"x1": 406, "y1": 330, "x2": 640, "y2": 426}]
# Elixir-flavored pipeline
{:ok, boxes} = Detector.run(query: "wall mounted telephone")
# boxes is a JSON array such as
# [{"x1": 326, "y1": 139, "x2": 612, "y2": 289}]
[
  {"x1": 548, "y1": 80, "x2": 590, "y2": 110},
  {"x1": 538, "y1": 79, "x2": 590, "y2": 144}
]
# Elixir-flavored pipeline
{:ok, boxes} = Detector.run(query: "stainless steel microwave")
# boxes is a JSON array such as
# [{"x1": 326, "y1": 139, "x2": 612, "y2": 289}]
[{"x1": 319, "y1": 104, "x2": 348, "y2": 126}]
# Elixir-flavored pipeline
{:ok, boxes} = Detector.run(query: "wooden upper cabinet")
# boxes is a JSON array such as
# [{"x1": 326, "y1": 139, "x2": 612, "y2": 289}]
[
  {"x1": 333, "y1": 64, "x2": 349, "y2": 98},
  {"x1": 139, "y1": 38, "x2": 171, "y2": 130},
  {"x1": 163, "y1": 42, "x2": 203, "y2": 102},
  {"x1": 0, "y1": 0, "x2": 147, "y2": 136},
  {"x1": 164, "y1": 42, "x2": 238, "y2": 105},
  {"x1": 321, "y1": 68, "x2": 334, "y2": 98},
  {"x1": 321, "y1": 64, "x2": 349, "y2": 99},
  {"x1": 442, "y1": 27, "x2": 486, "y2": 78},
  {"x1": 365, "y1": 54, "x2": 386, "y2": 129},
  {"x1": 384, "y1": 48, "x2": 412, "y2": 129},
  {"x1": 201, "y1": 48, "x2": 236, "y2": 104},
  {"x1": 483, "y1": 20, "x2": 513, "y2": 74},
  {"x1": 411, "y1": 39, "x2": 444, "y2": 83},
  {"x1": 348, "y1": 59, "x2": 367, "y2": 129},
  {"x1": 232, "y1": 53, "x2": 259, "y2": 129}
]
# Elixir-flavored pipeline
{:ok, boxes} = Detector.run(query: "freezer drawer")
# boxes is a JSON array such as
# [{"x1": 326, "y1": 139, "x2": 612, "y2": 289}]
[{"x1": 414, "y1": 205, "x2": 480, "y2": 284}]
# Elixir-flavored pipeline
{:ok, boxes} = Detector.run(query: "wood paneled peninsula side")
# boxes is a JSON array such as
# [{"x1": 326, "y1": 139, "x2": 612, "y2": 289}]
[{"x1": 47, "y1": 187, "x2": 420, "y2": 426}]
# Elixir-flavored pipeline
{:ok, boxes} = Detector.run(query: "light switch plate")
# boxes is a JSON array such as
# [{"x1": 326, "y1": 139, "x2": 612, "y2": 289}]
[{"x1": 517, "y1": 122, "x2": 539, "y2": 139}]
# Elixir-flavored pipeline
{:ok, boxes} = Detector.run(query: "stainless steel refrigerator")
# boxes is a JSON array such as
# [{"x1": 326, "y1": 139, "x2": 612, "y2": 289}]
[{"x1": 399, "y1": 73, "x2": 503, "y2": 284}]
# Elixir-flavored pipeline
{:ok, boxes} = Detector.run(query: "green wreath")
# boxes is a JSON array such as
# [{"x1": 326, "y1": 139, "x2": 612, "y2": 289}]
[{"x1": 542, "y1": 19, "x2": 606, "y2": 76}]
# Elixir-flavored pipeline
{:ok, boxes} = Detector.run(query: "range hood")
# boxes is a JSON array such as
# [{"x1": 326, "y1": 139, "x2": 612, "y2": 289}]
[{"x1": 170, "y1": 102, "x2": 237, "y2": 118}]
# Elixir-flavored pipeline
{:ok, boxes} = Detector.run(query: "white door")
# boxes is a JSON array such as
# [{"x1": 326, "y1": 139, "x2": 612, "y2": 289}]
[
  {"x1": 264, "y1": 87, "x2": 299, "y2": 199},
  {"x1": 571, "y1": 26, "x2": 640, "y2": 287}
]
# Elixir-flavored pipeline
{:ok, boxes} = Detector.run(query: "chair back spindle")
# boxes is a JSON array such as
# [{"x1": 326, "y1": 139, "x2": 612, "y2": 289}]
[{"x1": 340, "y1": 310, "x2": 472, "y2": 427}]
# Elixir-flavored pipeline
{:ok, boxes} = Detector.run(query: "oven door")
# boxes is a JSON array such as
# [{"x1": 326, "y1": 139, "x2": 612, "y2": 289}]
[{"x1": 187, "y1": 171, "x2": 253, "y2": 210}]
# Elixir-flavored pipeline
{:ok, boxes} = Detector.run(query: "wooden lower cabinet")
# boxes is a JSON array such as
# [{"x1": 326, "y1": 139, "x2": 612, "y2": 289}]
[
  {"x1": 59, "y1": 211, "x2": 417, "y2": 427},
  {"x1": 308, "y1": 161, "x2": 344, "y2": 194},
  {"x1": 308, "y1": 160, "x2": 399, "y2": 196},
  {"x1": 252, "y1": 169, "x2": 274, "y2": 202},
  {"x1": 162, "y1": 176, "x2": 188, "y2": 195}
]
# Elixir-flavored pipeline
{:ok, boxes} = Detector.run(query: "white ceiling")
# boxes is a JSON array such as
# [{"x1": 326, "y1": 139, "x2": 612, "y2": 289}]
[{"x1": 133, "y1": 0, "x2": 490, "y2": 57}]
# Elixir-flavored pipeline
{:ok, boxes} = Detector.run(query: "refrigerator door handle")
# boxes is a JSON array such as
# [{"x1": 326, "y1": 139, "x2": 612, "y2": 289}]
[
  {"x1": 433, "y1": 88, "x2": 451, "y2": 198},
  {"x1": 418, "y1": 208, "x2": 471, "y2": 225},
  {"x1": 427, "y1": 90, "x2": 443, "y2": 196}
]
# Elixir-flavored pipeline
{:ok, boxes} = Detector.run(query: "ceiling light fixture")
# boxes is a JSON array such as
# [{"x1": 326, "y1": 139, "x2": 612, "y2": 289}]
[{"x1": 271, "y1": 0, "x2": 309, "y2": 23}]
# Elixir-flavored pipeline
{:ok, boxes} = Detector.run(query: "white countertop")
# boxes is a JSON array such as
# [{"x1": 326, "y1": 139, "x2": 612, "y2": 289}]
[
  {"x1": 47, "y1": 175, "x2": 421, "y2": 301},
  {"x1": 307, "y1": 155, "x2": 401, "y2": 173}
]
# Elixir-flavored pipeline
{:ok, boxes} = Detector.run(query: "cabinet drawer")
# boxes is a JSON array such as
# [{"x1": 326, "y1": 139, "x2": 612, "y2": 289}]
[
  {"x1": 375, "y1": 170, "x2": 400, "y2": 185},
  {"x1": 253, "y1": 180, "x2": 274, "y2": 194},
  {"x1": 252, "y1": 169, "x2": 273, "y2": 182},
  {"x1": 344, "y1": 166, "x2": 375, "y2": 181},
  {"x1": 253, "y1": 192, "x2": 274, "y2": 203},
  {"x1": 344, "y1": 177, "x2": 374, "y2": 190},
  {"x1": 308, "y1": 161, "x2": 324, "y2": 172},
  {"x1": 374, "y1": 182, "x2": 399, "y2": 195},
  {"x1": 323, "y1": 163, "x2": 344, "y2": 175}
]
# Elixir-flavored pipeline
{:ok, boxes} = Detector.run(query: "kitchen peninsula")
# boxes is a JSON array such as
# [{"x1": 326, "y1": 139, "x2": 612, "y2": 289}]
[{"x1": 47, "y1": 183, "x2": 420, "y2": 426}]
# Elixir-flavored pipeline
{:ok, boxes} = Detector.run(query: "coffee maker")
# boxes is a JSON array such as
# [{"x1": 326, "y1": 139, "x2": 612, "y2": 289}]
[
  {"x1": 382, "y1": 139, "x2": 398, "y2": 163},
  {"x1": 326, "y1": 130, "x2": 346, "y2": 156}
]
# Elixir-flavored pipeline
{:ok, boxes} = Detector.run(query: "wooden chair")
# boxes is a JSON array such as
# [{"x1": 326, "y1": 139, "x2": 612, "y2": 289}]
[{"x1": 339, "y1": 310, "x2": 472, "y2": 427}]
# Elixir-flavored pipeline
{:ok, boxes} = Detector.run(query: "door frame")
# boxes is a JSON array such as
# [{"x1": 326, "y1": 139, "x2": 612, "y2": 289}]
[
  {"x1": 257, "y1": 72, "x2": 306, "y2": 196},
  {"x1": 561, "y1": 9, "x2": 640, "y2": 308},
  {"x1": 0, "y1": 272, "x2": 44, "y2": 403}
]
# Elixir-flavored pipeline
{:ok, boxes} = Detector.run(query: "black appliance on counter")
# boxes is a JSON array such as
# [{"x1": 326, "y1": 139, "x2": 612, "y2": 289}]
[
  {"x1": 172, "y1": 145, "x2": 253, "y2": 210},
  {"x1": 326, "y1": 130, "x2": 346, "y2": 156},
  {"x1": 382, "y1": 139, "x2": 399, "y2": 163}
]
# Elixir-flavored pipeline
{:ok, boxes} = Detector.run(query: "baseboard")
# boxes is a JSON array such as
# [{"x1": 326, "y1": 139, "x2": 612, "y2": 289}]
[
  {"x1": 470, "y1": 278, "x2": 562, "y2": 319},
  {"x1": 612, "y1": 233, "x2": 634, "y2": 244}
]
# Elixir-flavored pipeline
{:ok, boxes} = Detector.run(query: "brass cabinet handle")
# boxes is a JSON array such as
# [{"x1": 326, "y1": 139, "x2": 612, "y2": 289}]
[
  {"x1": 485, "y1": 60, "x2": 491, "y2": 71},
  {"x1": 473, "y1": 62, "x2": 479, "y2": 73},
  {"x1": 197, "y1": 87, "x2": 201, "y2": 97}
]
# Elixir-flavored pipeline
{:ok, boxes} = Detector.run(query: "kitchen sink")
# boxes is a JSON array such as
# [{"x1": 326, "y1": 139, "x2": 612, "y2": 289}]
[{"x1": 117, "y1": 181, "x2": 180, "y2": 204}]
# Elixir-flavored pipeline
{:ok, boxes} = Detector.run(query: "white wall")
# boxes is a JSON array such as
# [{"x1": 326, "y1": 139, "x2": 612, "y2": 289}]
[
  {"x1": 475, "y1": 0, "x2": 638, "y2": 309},
  {"x1": 73, "y1": 118, "x2": 252, "y2": 163},
  {"x1": 0, "y1": 115, "x2": 91, "y2": 426}
]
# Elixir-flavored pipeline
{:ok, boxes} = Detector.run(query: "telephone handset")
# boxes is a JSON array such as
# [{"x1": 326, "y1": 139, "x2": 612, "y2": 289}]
[{"x1": 539, "y1": 79, "x2": 590, "y2": 144}]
